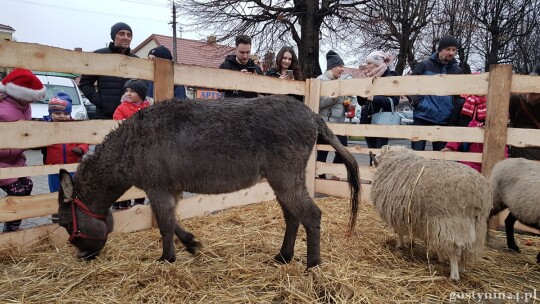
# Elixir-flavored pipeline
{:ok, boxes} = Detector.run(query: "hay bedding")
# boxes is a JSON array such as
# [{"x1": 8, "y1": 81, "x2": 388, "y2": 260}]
[{"x1": 0, "y1": 197, "x2": 539, "y2": 303}]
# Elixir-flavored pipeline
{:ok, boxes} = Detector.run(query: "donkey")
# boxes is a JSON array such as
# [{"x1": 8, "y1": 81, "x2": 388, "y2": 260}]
[{"x1": 57, "y1": 95, "x2": 360, "y2": 268}]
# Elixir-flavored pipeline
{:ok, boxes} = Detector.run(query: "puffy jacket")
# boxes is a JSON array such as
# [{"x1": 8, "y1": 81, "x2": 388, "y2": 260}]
[
  {"x1": 113, "y1": 100, "x2": 151, "y2": 120},
  {"x1": 410, "y1": 53, "x2": 462, "y2": 124},
  {"x1": 317, "y1": 71, "x2": 357, "y2": 123},
  {"x1": 79, "y1": 43, "x2": 138, "y2": 119},
  {"x1": 45, "y1": 143, "x2": 89, "y2": 165},
  {"x1": 218, "y1": 55, "x2": 263, "y2": 98},
  {"x1": 357, "y1": 69, "x2": 399, "y2": 124},
  {"x1": 0, "y1": 96, "x2": 31, "y2": 186}
]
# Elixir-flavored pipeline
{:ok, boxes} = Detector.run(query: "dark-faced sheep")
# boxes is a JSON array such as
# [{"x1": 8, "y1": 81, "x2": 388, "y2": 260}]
[
  {"x1": 490, "y1": 157, "x2": 540, "y2": 264},
  {"x1": 370, "y1": 145, "x2": 492, "y2": 281}
]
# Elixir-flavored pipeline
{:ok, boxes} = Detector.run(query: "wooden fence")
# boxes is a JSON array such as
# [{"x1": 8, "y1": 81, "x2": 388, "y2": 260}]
[{"x1": 1, "y1": 40, "x2": 539, "y2": 252}]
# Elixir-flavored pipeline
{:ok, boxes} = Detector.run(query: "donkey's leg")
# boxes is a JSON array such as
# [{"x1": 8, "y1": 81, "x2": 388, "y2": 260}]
[
  {"x1": 171, "y1": 192, "x2": 201, "y2": 254},
  {"x1": 147, "y1": 190, "x2": 178, "y2": 262},
  {"x1": 273, "y1": 202, "x2": 300, "y2": 264},
  {"x1": 268, "y1": 174, "x2": 322, "y2": 268}
]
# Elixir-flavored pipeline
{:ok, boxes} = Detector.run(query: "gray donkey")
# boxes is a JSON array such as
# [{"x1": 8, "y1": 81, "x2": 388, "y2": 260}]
[{"x1": 57, "y1": 95, "x2": 360, "y2": 268}]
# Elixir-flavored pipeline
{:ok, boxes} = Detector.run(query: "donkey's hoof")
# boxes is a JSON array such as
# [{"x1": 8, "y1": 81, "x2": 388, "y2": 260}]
[
  {"x1": 306, "y1": 258, "x2": 321, "y2": 269},
  {"x1": 509, "y1": 245, "x2": 521, "y2": 253},
  {"x1": 184, "y1": 239, "x2": 202, "y2": 255},
  {"x1": 158, "y1": 255, "x2": 176, "y2": 263},
  {"x1": 273, "y1": 253, "x2": 293, "y2": 264}
]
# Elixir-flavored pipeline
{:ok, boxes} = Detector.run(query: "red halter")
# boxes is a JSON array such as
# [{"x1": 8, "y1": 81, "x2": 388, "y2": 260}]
[{"x1": 68, "y1": 197, "x2": 108, "y2": 243}]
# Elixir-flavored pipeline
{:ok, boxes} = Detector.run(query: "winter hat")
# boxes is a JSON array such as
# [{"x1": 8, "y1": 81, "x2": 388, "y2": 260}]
[
  {"x1": 124, "y1": 79, "x2": 148, "y2": 99},
  {"x1": 326, "y1": 50, "x2": 344, "y2": 70},
  {"x1": 0, "y1": 68, "x2": 46, "y2": 102},
  {"x1": 364, "y1": 51, "x2": 394, "y2": 77},
  {"x1": 437, "y1": 35, "x2": 459, "y2": 52},
  {"x1": 110, "y1": 22, "x2": 132, "y2": 40},
  {"x1": 148, "y1": 45, "x2": 173, "y2": 60},
  {"x1": 48, "y1": 92, "x2": 73, "y2": 115}
]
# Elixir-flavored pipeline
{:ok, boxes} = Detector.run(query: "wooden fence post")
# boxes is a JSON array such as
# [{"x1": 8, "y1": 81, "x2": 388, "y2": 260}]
[
  {"x1": 481, "y1": 64, "x2": 512, "y2": 178},
  {"x1": 305, "y1": 78, "x2": 321, "y2": 198},
  {"x1": 153, "y1": 58, "x2": 174, "y2": 102}
]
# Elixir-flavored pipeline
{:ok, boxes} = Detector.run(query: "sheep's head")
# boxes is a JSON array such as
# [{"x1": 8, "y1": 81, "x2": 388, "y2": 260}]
[{"x1": 371, "y1": 145, "x2": 413, "y2": 167}]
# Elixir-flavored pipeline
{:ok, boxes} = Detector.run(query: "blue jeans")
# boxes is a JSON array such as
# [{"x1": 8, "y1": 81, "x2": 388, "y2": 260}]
[{"x1": 410, "y1": 118, "x2": 447, "y2": 151}]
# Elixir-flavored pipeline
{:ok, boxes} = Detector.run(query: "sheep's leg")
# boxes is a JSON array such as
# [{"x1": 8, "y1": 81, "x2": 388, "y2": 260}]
[
  {"x1": 505, "y1": 212, "x2": 520, "y2": 253},
  {"x1": 396, "y1": 233, "x2": 404, "y2": 249},
  {"x1": 147, "y1": 190, "x2": 178, "y2": 262},
  {"x1": 459, "y1": 254, "x2": 467, "y2": 273},
  {"x1": 449, "y1": 254, "x2": 460, "y2": 281}
]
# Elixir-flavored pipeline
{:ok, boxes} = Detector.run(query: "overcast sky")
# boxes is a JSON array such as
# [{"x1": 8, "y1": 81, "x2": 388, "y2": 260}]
[{"x1": 3, "y1": 0, "x2": 202, "y2": 52}]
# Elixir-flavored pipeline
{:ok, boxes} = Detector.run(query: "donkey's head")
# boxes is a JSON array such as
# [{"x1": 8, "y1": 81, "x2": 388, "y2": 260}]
[{"x1": 57, "y1": 169, "x2": 113, "y2": 260}]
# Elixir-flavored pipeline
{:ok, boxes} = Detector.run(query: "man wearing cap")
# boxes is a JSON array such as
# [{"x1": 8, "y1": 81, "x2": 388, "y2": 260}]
[
  {"x1": 147, "y1": 45, "x2": 187, "y2": 100},
  {"x1": 315, "y1": 50, "x2": 357, "y2": 173},
  {"x1": 410, "y1": 35, "x2": 462, "y2": 151},
  {"x1": 79, "y1": 22, "x2": 138, "y2": 119}
]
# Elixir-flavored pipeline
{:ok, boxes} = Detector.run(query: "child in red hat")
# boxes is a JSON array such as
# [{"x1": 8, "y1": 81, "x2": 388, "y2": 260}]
[{"x1": 0, "y1": 68, "x2": 46, "y2": 232}]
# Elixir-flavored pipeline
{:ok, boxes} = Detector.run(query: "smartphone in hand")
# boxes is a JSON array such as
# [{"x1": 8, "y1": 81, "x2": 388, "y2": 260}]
[
  {"x1": 247, "y1": 66, "x2": 256, "y2": 73},
  {"x1": 285, "y1": 70, "x2": 294, "y2": 77}
]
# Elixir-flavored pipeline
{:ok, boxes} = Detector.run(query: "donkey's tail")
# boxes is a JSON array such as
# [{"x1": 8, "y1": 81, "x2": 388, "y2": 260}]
[{"x1": 316, "y1": 117, "x2": 360, "y2": 237}]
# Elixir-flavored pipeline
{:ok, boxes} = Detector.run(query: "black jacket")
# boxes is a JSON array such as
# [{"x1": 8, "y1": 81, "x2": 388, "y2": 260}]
[
  {"x1": 218, "y1": 55, "x2": 263, "y2": 98},
  {"x1": 357, "y1": 69, "x2": 399, "y2": 124},
  {"x1": 78, "y1": 43, "x2": 138, "y2": 119}
]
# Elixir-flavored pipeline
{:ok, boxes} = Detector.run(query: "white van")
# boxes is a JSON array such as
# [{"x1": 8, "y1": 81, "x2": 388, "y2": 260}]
[{"x1": 31, "y1": 74, "x2": 88, "y2": 120}]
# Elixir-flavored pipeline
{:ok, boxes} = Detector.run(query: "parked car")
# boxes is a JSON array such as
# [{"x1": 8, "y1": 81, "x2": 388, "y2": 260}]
[{"x1": 31, "y1": 75, "x2": 88, "y2": 120}]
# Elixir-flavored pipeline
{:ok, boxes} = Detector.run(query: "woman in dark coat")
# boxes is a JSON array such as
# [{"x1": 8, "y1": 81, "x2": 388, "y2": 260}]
[
  {"x1": 357, "y1": 51, "x2": 399, "y2": 149},
  {"x1": 265, "y1": 46, "x2": 303, "y2": 81}
]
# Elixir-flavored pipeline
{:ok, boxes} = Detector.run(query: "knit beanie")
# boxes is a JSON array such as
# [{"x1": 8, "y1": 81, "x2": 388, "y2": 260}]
[
  {"x1": 326, "y1": 50, "x2": 344, "y2": 70},
  {"x1": 0, "y1": 68, "x2": 46, "y2": 102},
  {"x1": 48, "y1": 92, "x2": 73, "y2": 115},
  {"x1": 437, "y1": 35, "x2": 459, "y2": 52},
  {"x1": 124, "y1": 79, "x2": 148, "y2": 99},
  {"x1": 148, "y1": 45, "x2": 173, "y2": 60},
  {"x1": 110, "y1": 22, "x2": 132, "y2": 40}
]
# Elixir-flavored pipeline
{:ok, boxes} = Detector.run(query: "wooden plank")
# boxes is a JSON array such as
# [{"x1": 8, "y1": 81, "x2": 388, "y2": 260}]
[
  {"x1": 0, "y1": 163, "x2": 79, "y2": 180},
  {"x1": 317, "y1": 144, "x2": 484, "y2": 162},
  {"x1": 315, "y1": 179, "x2": 371, "y2": 203},
  {"x1": 329, "y1": 124, "x2": 485, "y2": 143},
  {"x1": 511, "y1": 75, "x2": 540, "y2": 94},
  {"x1": 0, "y1": 187, "x2": 146, "y2": 222},
  {"x1": 316, "y1": 163, "x2": 375, "y2": 181},
  {"x1": 0, "y1": 120, "x2": 119, "y2": 149},
  {"x1": 305, "y1": 78, "x2": 321, "y2": 197},
  {"x1": 0, "y1": 40, "x2": 154, "y2": 80},
  {"x1": 0, "y1": 224, "x2": 68, "y2": 254},
  {"x1": 482, "y1": 65, "x2": 512, "y2": 177},
  {"x1": 320, "y1": 73, "x2": 490, "y2": 98},
  {"x1": 153, "y1": 58, "x2": 174, "y2": 101},
  {"x1": 173, "y1": 63, "x2": 305, "y2": 96},
  {"x1": 506, "y1": 128, "x2": 540, "y2": 147}
]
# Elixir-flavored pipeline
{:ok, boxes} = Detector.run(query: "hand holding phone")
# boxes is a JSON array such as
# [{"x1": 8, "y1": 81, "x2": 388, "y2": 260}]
[
  {"x1": 285, "y1": 70, "x2": 294, "y2": 77},
  {"x1": 247, "y1": 66, "x2": 256, "y2": 73}
]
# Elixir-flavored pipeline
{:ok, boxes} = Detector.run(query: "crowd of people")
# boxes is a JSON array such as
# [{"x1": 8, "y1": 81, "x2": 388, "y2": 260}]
[{"x1": 1, "y1": 21, "x2": 539, "y2": 232}]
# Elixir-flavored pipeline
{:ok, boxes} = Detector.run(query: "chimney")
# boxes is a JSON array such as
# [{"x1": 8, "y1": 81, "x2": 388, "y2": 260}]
[{"x1": 207, "y1": 35, "x2": 216, "y2": 44}]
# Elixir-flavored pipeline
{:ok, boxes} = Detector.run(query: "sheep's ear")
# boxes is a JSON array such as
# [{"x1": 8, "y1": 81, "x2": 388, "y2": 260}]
[
  {"x1": 369, "y1": 151, "x2": 379, "y2": 168},
  {"x1": 59, "y1": 169, "x2": 74, "y2": 204}
]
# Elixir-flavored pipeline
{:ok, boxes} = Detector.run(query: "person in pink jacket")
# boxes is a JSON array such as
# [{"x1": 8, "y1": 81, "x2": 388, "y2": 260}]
[{"x1": 0, "y1": 68, "x2": 46, "y2": 232}]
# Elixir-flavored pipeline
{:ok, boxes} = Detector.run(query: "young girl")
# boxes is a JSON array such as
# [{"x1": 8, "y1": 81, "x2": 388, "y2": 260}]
[
  {"x1": 0, "y1": 69, "x2": 46, "y2": 232},
  {"x1": 264, "y1": 46, "x2": 303, "y2": 81},
  {"x1": 112, "y1": 79, "x2": 150, "y2": 209},
  {"x1": 113, "y1": 78, "x2": 150, "y2": 120}
]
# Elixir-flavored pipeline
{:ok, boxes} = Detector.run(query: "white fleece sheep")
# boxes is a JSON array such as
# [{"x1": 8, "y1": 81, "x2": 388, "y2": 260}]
[
  {"x1": 490, "y1": 158, "x2": 540, "y2": 264},
  {"x1": 370, "y1": 145, "x2": 492, "y2": 281}
]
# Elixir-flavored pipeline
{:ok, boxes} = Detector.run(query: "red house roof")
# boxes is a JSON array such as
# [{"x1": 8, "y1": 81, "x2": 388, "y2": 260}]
[{"x1": 133, "y1": 34, "x2": 235, "y2": 68}]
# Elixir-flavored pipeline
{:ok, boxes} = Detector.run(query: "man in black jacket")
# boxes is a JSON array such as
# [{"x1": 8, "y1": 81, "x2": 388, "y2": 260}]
[
  {"x1": 79, "y1": 22, "x2": 138, "y2": 119},
  {"x1": 219, "y1": 35, "x2": 263, "y2": 98}
]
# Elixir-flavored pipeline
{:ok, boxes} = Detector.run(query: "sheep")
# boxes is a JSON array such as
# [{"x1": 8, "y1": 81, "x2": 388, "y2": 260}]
[
  {"x1": 369, "y1": 145, "x2": 492, "y2": 281},
  {"x1": 490, "y1": 157, "x2": 540, "y2": 264}
]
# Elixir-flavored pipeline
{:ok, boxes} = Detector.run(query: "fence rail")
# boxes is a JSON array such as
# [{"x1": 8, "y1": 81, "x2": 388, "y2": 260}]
[{"x1": 1, "y1": 40, "x2": 539, "y2": 250}]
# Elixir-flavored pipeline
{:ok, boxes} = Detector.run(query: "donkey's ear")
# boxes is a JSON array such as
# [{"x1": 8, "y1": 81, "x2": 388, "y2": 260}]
[{"x1": 59, "y1": 169, "x2": 74, "y2": 203}]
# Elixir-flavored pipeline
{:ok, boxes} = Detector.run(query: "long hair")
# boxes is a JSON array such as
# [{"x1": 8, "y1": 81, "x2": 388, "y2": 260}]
[{"x1": 274, "y1": 46, "x2": 303, "y2": 81}]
